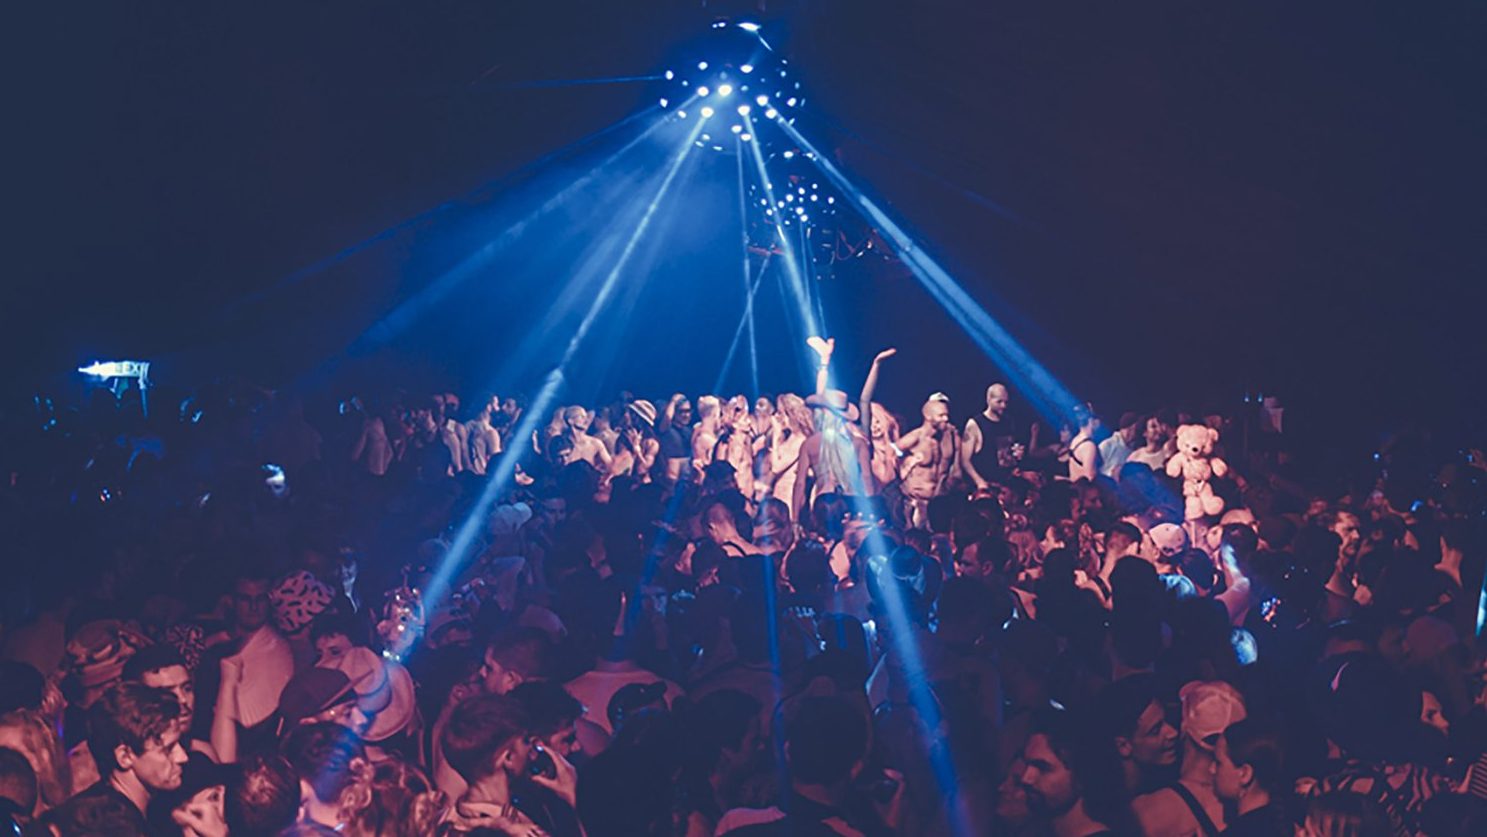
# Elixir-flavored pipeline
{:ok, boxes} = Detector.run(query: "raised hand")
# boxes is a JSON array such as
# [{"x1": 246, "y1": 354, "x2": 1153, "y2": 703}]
[
  {"x1": 807, "y1": 336, "x2": 835, "y2": 364},
  {"x1": 873, "y1": 347, "x2": 898, "y2": 364},
  {"x1": 528, "y1": 745, "x2": 580, "y2": 808}
]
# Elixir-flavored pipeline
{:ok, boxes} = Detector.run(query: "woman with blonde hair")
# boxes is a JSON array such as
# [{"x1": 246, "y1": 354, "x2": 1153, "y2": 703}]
[
  {"x1": 769, "y1": 394, "x2": 814, "y2": 508},
  {"x1": 346, "y1": 757, "x2": 446, "y2": 837}
]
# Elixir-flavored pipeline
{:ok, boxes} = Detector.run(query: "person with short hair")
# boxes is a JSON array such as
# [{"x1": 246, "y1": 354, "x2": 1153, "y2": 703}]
[
  {"x1": 1095, "y1": 674, "x2": 1178, "y2": 795},
  {"x1": 1213, "y1": 719, "x2": 1291, "y2": 836},
  {"x1": 433, "y1": 628, "x2": 552, "y2": 798},
  {"x1": 1062, "y1": 404, "x2": 1101, "y2": 484},
  {"x1": 283, "y1": 722, "x2": 371, "y2": 831},
  {"x1": 77, "y1": 682, "x2": 190, "y2": 826},
  {"x1": 212, "y1": 568, "x2": 295, "y2": 763},
  {"x1": 441, "y1": 694, "x2": 578, "y2": 836},
  {"x1": 691, "y1": 396, "x2": 725, "y2": 481},
  {"x1": 466, "y1": 395, "x2": 504, "y2": 476},
  {"x1": 225, "y1": 752, "x2": 300, "y2": 835},
  {"x1": 705, "y1": 500, "x2": 764, "y2": 557},
  {"x1": 1127, "y1": 414, "x2": 1176, "y2": 472},
  {"x1": 657, "y1": 394, "x2": 695, "y2": 484},
  {"x1": 1132, "y1": 680, "x2": 1245, "y2": 837},
  {"x1": 1099, "y1": 412, "x2": 1143, "y2": 479},
  {"x1": 561, "y1": 406, "x2": 611, "y2": 471},
  {"x1": 716, "y1": 694, "x2": 897, "y2": 836},
  {"x1": 962, "y1": 383, "x2": 1027, "y2": 491},
  {"x1": 896, "y1": 393, "x2": 957, "y2": 529},
  {"x1": 123, "y1": 644, "x2": 217, "y2": 762}
]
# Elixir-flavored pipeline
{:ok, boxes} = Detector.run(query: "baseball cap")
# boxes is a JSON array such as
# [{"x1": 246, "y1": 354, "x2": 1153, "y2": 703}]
[{"x1": 1179, "y1": 680, "x2": 1246, "y2": 748}]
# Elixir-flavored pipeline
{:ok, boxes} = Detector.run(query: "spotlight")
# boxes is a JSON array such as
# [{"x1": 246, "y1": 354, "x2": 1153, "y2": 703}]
[
  {"x1": 801, "y1": 215, "x2": 809, "y2": 222},
  {"x1": 698, "y1": 86, "x2": 710, "y2": 97},
  {"x1": 810, "y1": 194, "x2": 818, "y2": 201},
  {"x1": 827, "y1": 196, "x2": 834, "y2": 204},
  {"x1": 665, "y1": 70, "x2": 674, "y2": 81},
  {"x1": 677, "y1": 109, "x2": 687, "y2": 119},
  {"x1": 786, "y1": 194, "x2": 794, "y2": 202},
  {"x1": 701, "y1": 106, "x2": 714, "y2": 118},
  {"x1": 698, "y1": 61, "x2": 709, "y2": 71},
  {"x1": 798, "y1": 187, "x2": 806, "y2": 194},
  {"x1": 783, "y1": 150, "x2": 795, "y2": 159},
  {"x1": 737, "y1": 104, "x2": 751, "y2": 116},
  {"x1": 741, "y1": 64, "x2": 754, "y2": 74},
  {"x1": 740, "y1": 133, "x2": 752, "y2": 141},
  {"x1": 755, "y1": 94, "x2": 769, "y2": 106},
  {"x1": 731, "y1": 124, "x2": 743, "y2": 134},
  {"x1": 760, "y1": 199, "x2": 769, "y2": 205},
  {"x1": 786, "y1": 97, "x2": 798, "y2": 107},
  {"x1": 738, "y1": 22, "x2": 761, "y2": 32},
  {"x1": 717, "y1": 84, "x2": 733, "y2": 97},
  {"x1": 764, "y1": 108, "x2": 778, "y2": 119},
  {"x1": 659, "y1": 98, "x2": 669, "y2": 108}
]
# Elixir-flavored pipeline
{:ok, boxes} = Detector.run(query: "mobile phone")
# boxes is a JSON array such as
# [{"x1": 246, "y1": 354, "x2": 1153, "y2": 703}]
[{"x1": 527, "y1": 743, "x2": 556, "y2": 779}]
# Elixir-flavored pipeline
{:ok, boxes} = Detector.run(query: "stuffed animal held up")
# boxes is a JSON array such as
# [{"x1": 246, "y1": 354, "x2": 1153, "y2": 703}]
[{"x1": 1166, "y1": 424, "x2": 1228, "y2": 520}]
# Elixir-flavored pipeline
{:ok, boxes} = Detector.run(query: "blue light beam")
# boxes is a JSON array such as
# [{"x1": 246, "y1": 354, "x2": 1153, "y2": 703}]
[
  {"x1": 741, "y1": 112, "x2": 827, "y2": 386},
  {"x1": 422, "y1": 118, "x2": 706, "y2": 614},
  {"x1": 773, "y1": 118, "x2": 1082, "y2": 429}
]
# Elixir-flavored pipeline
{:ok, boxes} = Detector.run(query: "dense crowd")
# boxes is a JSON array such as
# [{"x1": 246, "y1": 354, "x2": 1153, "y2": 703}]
[{"x1": 1, "y1": 338, "x2": 1485, "y2": 837}]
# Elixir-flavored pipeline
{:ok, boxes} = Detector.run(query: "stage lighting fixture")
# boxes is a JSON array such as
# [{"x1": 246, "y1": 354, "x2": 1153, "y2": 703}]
[
  {"x1": 659, "y1": 98, "x2": 669, "y2": 108},
  {"x1": 741, "y1": 64, "x2": 754, "y2": 74},
  {"x1": 782, "y1": 150, "x2": 794, "y2": 159},
  {"x1": 786, "y1": 97, "x2": 798, "y2": 107},
  {"x1": 740, "y1": 133, "x2": 752, "y2": 141},
  {"x1": 701, "y1": 106, "x2": 715, "y2": 118},
  {"x1": 756, "y1": 95, "x2": 769, "y2": 106},
  {"x1": 677, "y1": 109, "x2": 687, "y2": 119},
  {"x1": 698, "y1": 61, "x2": 709, "y2": 70},
  {"x1": 737, "y1": 22, "x2": 761, "y2": 32},
  {"x1": 665, "y1": 70, "x2": 674, "y2": 80},
  {"x1": 764, "y1": 108, "x2": 778, "y2": 119},
  {"x1": 717, "y1": 84, "x2": 733, "y2": 97},
  {"x1": 737, "y1": 104, "x2": 751, "y2": 115},
  {"x1": 698, "y1": 85, "x2": 710, "y2": 97}
]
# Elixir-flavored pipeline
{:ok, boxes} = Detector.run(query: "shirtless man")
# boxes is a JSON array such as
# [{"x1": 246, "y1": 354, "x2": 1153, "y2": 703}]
[
  {"x1": 465, "y1": 396, "x2": 503, "y2": 476},
  {"x1": 691, "y1": 396, "x2": 723, "y2": 482},
  {"x1": 897, "y1": 393, "x2": 957, "y2": 528},
  {"x1": 961, "y1": 383, "x2": 1025, "y2": 492},
  {"x1": 560, "y1": 406, "x2": 611, "y2": 470}
]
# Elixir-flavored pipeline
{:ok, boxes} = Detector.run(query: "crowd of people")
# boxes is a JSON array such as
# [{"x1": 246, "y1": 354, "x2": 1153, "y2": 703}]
[{"x1": 1, "y1": 336, "x2": 1486, "y2": 836}]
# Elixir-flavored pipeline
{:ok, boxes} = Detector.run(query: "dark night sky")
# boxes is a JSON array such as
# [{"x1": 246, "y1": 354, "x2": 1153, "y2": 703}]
[{"x1": 6, "y1": 2, "x2": 1485, "y2": 439}]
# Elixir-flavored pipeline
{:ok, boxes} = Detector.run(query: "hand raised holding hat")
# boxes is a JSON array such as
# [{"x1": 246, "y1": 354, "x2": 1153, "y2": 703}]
[{"x1": 807, "y1": 336, "x2": 835, "y2": 364}]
